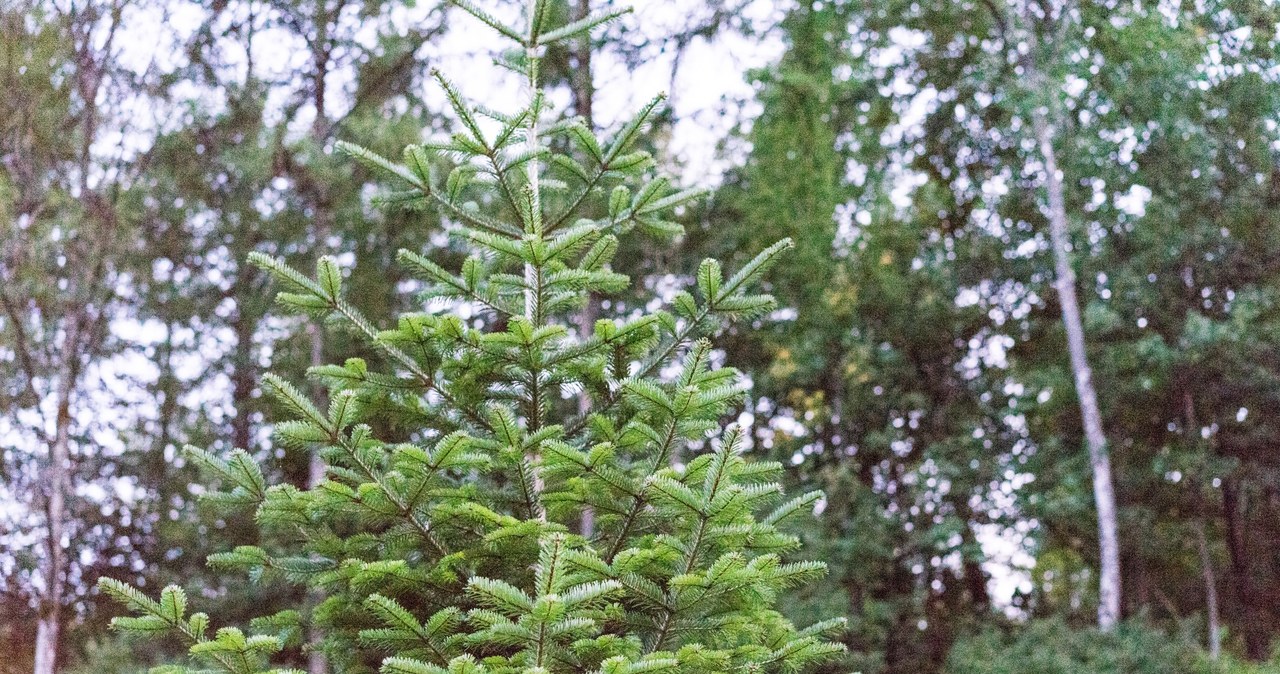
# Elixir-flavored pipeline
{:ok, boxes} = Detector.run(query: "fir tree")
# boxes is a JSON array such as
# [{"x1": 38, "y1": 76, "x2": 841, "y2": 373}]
[{"x1": 98, "y1": 2, "x2": 846, "y2": 672}]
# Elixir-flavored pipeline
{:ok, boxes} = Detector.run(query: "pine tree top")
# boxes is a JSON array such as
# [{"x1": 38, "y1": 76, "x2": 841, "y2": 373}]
[{"x1": 100, "y1": 2, "x2": 846, "y2": 672}]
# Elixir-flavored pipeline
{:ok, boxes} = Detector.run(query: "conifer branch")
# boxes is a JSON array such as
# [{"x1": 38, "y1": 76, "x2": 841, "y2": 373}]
[
  {"x1": 539, "y1": 7, "x2": 631, "y2": 44},
  {"x1": 604, "y1": 416, "x2": 682, "y2": 562}
]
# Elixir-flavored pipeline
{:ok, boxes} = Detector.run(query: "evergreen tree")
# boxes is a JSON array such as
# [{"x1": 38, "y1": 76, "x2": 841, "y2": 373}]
[{"x1": 98, "y1": 3, "x2": 846, "y2": 672}]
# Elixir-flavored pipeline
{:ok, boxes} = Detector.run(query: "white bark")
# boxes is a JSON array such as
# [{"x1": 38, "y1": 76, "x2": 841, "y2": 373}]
[
  {"x1": 33, "y1": 600, "x2": 60, "y2": 673},
  {"x1": 34, "y1": 314, "x2": 80, "y2": 674},
  {"x1": 1017, "y1": 1, "x2": 1122, "y2": 628},
  {"x1": 1030, "y1": 105, "x2": 1122, "y2": 631},
  {"x1": 523, "y1": 0, "x2": 543, "y2": 322},
  {"x1": 306, "y1": 9, "x2": 334, "y2": 669},
  {"x1": 308, "y1": 321, "x2": 328, "y2": 490}
]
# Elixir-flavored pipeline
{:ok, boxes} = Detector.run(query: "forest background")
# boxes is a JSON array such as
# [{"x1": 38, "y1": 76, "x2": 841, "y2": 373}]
[{"x1": 4, "y1": 0, "x2": 1280, "y2": 672}]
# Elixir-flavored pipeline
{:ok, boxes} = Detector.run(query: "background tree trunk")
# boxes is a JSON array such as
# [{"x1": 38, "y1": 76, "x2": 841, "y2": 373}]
[
  {"x1": 33, "y1": 313, "x2": 81, "y2": 674},
  {"x1": 1031, "y1": 106, "x2": 1122, "y2": 631},
  {"x1": 1222, "y1": 480, "x2": 1267, "y2": 659},
  {"x1": 570, "y1": 0, "x2": 597, "y2": 538},
  {"x1": 1196, "y1": 520, "x2": 1221, "y2": 660},
  {"x1": 306, "y1": 7, "x2": 335, "y2": 672},
  {"x1": 1020, "y1": 3, "x2": 1122, "y2": 628}
]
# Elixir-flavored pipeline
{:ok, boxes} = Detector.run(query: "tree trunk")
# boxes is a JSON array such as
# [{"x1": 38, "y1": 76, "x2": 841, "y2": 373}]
[
  {"x1": 1195, "y1": 520, "x2": 1221, "y2": 660},
  {"x1": 1031, "y1": 107, "x2": 1122, "y2": 631},
  {"x1": 961, "y1": 522, "x2": 991, "y2": 612},
  {"x1": 306, "y1": 7, "x2": 338, "y2": 669},
  {"x1": 307, "y1": 320, "x2": 328, "y2": 488},
  {"x1": 1222, "y1": 479, "x2": 1266, "y2": 659},
  {"x1": 1183, "y1": 391, "x2": 1221, "y2": 659},
  {"x1": 232, "y1": 306, "x2": 257, "y2": 451},
  {"x1": 1021, "y1": 21, "x2": 1122, "y2": 626},
  {"x1": 33, "y1": 314, "x2": 80, "y2": 674},
  {"x1": 568, "y1": 0, "x2": 594, "y2": 127},
  {"x1": 306, "y1": 321, "x2": 327, "y2": 674},
  {"x1": 576, "y1": 294, "x2": 599, "y2": 538},
  {"x1": 570, "y1": 0, "x2": 597, "y2": 538}
]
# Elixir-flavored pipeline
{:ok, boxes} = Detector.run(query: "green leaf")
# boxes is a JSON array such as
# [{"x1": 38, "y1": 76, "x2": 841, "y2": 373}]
[
  {"x1": 188, "y1": 612, "x2": 210, "y2": 641},
  {"x1": 111, "y1": 615, "x2": 173, "y2": 634},
  {"x1": 248, "y1": 253, "x2": 327, "y2": 298},
  {"x1": 605, "y1": 94, "x2": 665, "y2": 163},
  {"x1": 432, "y1": 70, "x2": 488, "y2": 149},
  {"x1": 580, "y1": 234, "x2": 618, "y2": 271},
  {"x1": 567, "y1": 122, "x2": 603, "y2": 164},
  {"x1": 262, "y1": 373, "x2": 330, "y2": 430},
  {"x1": 608, "y1": 185, "x2": 630, "y2": 220},
  {"x1": 381, "y1": 657, "x2": 448, "y2": 674},
  {"x1": 467, "y1": 577, "x2": 534, "y2": 615}
]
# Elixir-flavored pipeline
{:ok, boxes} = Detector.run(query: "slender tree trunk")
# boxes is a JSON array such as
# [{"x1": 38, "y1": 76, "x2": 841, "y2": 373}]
[
  {"x1": 1030, "y1": 106, "x2": 1122, "y2": 631},
  {"x1": 306, "y1": 320, "x2": 327, "y2": 674},
  {"x1": 1222, "y1": 480, "x2": 1266, "y2": 659},
  {"x1": 32, "y1": 485, "x2": 64, "y2": 674},
  {"x1": 232, "y1": 307, "x2": 256, "y2": 451},
  {"x1": 1182, "y1": 391, "x2": 1221, "y2": 659},
  {"x1": 307, "y1": 320, "x2": 327, "y2": 488},
  {"x1": 307, "y1": 1, "x2": 335, "y2": 493},
  {"x1": 576, "y1": 294, "x2": 598, "y2": 537},
  {"x1": 960, "y1": 521, "x2": 991, "y2": 612},
  {"x1": 20, "y1": 6, "x2": 120, "y2": 671},
  {"x1": 304, "y1": 157, "x2": 330, "y2": 674},
  {"x1": 568, "y1": 0, "x2": 594, "y2": 127},
  {"x1": 306, "y1": 11, "x2": 334, "y2": 672},
  {"x1": 520, "y1": 0, "x2": 549, "y2": 522},
  {"x1": 33, "y1": 314, "x2": 80, "y2": 674},
  {"x1": 1020, "y1": 10, "x2": 1122, "y2": 626},
  {"x1": 570, "y1": 0, "x2": 596, "y2": 536},
  {"x1": 1195, "y1": 520, "x2": 1221, "y2": 660}
]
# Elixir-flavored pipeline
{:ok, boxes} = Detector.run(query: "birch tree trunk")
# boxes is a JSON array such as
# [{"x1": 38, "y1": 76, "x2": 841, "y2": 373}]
[
  {"x1": 1020, "y1": 2, "x2": 1122, "y2": 629},
  {"x1": 1029, "y1": 106, "x2": 1122, "y2": 631},
  {"x1": 31, "y1": 446, "x2": 67, "y2": 673},
  {"x1": 306, "y1": 319, "x2": 328, "y2": 674},
  {"x1": 29, "y1": 5, "x2": 119, "y2": 668},
  {"x1": 33, "y1": 305, "x2": 88, "y2": 674},
  {"x1": 32, "y1": 497, "x2": 64, "y2": 674}
]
